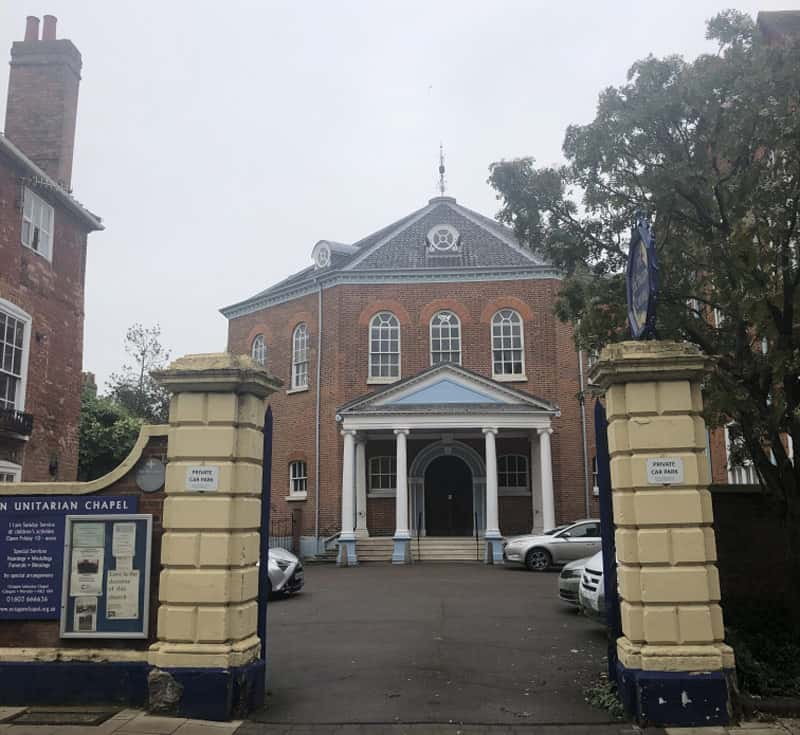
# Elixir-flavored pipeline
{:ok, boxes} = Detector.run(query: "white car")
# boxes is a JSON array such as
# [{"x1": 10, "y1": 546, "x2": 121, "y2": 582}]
[
  {"x1": 578, "y1": 551, "x2": 605, "y2": 622},
  {"x1": 503, "y1": 520, "x2": 602, "y2": 571},
  {"x1": 267, "y1": 547, "x2": 304, "y2": 596}
]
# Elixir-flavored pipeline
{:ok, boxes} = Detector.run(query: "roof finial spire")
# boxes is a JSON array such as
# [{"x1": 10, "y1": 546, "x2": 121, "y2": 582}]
[{"x1": 438, "y1": 142, "x2": 446, "y2": 196}]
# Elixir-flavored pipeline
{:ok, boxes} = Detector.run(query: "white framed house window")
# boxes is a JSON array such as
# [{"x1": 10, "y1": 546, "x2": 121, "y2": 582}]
[
  {"x1": 592, "y1": 456, "x2": 600, "y2": 496},
  {"x1": 291, "y1": 323, "x2": 309, "y2": 390},
  {"x1": 0, "y1": 299, "x2": 32, "y2": 412},
  {"x1": 724, "y1": 425, "x2": 758, "y2": 485},
  {"x1": 491, "y1": 309, "x2": 525, "y2": 378},
  {"x1": 0, "y1": 460, "x2": 22, "y2": 483},
  {"x1": 498, "y1": 454, "x2": 529, "y2": 495},
  {"x1": 289, "y1": 460, "x2": 308, "y2": 497},
  {"x1": 368, "y1": 456, "x2": 396, "y2": 496},
  {"x1": 368, "y1": 312, "x2": 400, "y2": 382},
  {"x1": 251, "y1": 334, "x2": 266, "y2": 366},
  {"x1": 21, "y1": 188, "x2": 54, "y2": 261},
  {"x1": 430, "y1": 311, "x2": 461, "y2": 365}
]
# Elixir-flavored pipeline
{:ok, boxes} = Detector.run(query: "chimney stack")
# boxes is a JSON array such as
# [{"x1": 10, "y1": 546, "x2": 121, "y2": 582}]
[{"x1": 4, "y1": 15, "x2": 82, "y2": 188}]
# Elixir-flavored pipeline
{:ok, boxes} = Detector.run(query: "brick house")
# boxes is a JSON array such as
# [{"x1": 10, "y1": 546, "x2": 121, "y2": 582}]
[
  {"x1": 224, "y1": 194, "x2": 603, "y2": 561},
  {"x1": 0, "y1": 16, "x2": 102, "y2": 482}
]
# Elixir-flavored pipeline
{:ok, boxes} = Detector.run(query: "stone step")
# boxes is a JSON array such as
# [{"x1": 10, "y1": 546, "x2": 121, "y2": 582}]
[{"x1": 353, "y1": 537, "x2": 486, "y2": 562}]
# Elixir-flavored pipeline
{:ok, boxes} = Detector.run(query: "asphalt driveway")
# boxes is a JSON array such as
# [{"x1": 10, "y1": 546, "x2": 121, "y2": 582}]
[{"x1": 243, "y1": 562, "x2": 632, "y2": 731}]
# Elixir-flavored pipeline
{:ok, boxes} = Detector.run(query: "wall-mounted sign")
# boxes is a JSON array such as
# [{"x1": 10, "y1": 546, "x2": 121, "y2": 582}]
[
  {"x1": 135, "y1": 458, "x2": 165, "y2": 493},
  {"x1": 60, "y1": 513, "x2": 152, "y2": 639},
  {"x1": 185, "y1": 465, "x2": 219, "y2": 492},
  {"x1": 646, "y1": 458, "x2": 684, "y2": 485},
  {"x1": 0, "y1": 495, "x2": 137, "y2": 620},
  {"x1": 626, "y1": 217, "x2": 658, "y2": 340}
]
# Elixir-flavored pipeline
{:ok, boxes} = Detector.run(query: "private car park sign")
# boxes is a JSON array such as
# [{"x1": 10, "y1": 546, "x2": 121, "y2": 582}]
[{"x1": 646, "y1": 457, "x2": 684, "y2": 485}]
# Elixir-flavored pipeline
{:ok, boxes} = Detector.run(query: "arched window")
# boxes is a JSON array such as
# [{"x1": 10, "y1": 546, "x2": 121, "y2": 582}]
[
  {"x1": 498, "y1": 454, "x2": 529, "y2": 491},
  {"x1": 291, "y1": 323, "x2": 309, "y2": 389},
  {"x1": 369, "y1": 312, "x2": 400, "y2": 380},
  {"x1": 491, "y1": 309, "x2": 524, "y2": 377},
  {"x1": 251, "y1": 334, "x2": 266, "y2": 366},
  {"x1": 430, "y1": 311, "x2": 461, "y2": 365}
]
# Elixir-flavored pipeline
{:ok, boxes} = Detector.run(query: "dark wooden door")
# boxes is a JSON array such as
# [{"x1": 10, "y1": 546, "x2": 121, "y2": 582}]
[{"x1": 424, "y1": 455, "x2": 473, "y2": 536}]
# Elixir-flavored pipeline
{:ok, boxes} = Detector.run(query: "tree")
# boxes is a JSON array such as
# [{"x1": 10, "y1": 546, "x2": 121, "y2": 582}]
[
  {"x1": 107, "y1": 323, "x2": 170, "y2": 424},
  {"x1": 488, "y1": 12, "x2": 800, "y2": 574},
  {"x1": 78, "y1": 379, "x2": 142, "y2": 481}
]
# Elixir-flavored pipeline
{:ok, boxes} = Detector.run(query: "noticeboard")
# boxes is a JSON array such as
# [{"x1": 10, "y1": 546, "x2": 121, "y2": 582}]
[
  {"x1": 0, "y1": 495, "x2": 138, "y2": 619},
  {"x1": 59, "y1": 514, "x2": 152, "y2": 639}
]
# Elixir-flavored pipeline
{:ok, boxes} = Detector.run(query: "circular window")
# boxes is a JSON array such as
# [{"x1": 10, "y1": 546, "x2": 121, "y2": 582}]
[
  {"x1": 316, "y1": 245, "x2": 331, "y2": 268},
  {"x1": 427, "y1": 225, "x2": 460, "y2": 252}
]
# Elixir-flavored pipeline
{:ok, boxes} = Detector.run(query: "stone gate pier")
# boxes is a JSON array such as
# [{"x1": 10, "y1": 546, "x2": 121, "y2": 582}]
[{"x1": 591, "y1": 341, "x2": 736, "y2": 727}]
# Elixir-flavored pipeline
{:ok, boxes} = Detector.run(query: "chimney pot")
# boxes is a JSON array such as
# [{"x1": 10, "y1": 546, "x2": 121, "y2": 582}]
[
  {"x1": 24, "y1": 16, "x2": 40, "y2": 41},
  {"x1": 42, "y1": 15, "x2": 57, "y2": 40}
]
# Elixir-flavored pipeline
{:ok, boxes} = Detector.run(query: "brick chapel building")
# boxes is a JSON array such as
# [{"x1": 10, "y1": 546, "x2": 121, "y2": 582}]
[
  {"x1": 0, "y1": 16, "x2": 102, "y2": 482},
  {"x1": 224, "y1": 193, "x2": 603, "y2": 561}
]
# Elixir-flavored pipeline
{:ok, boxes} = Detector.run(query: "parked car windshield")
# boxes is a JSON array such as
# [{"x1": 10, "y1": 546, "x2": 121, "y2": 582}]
[{"x1": 558, "y1": 522, "x2": 601, "y2": 538}]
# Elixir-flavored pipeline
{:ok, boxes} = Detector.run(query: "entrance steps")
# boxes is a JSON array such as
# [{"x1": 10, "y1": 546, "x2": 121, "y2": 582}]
[{"x1": 356, "y1": 536, "x2": 484, "y2": 562}]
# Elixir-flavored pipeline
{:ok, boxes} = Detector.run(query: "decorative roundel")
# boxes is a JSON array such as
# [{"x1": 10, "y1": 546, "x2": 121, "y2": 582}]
[
  {"x1": 315, "y1": 243, "x2": 331, "y2": 268},
  {"x1": 427, "y1": 224, "x2": 460, "y2": 252}
]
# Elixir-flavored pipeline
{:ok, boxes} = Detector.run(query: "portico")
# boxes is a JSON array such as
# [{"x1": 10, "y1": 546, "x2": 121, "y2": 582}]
[{"x1": 335, "y1": 364, "x2": 559, "y2": 565}]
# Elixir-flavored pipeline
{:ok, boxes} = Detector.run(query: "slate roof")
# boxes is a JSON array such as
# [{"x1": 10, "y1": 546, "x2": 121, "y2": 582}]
[{"x1": 221, "y1": 195, "x2": 551, "y2": 318}]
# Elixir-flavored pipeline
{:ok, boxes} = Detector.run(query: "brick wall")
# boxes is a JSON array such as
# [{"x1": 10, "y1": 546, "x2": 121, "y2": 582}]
[
  {"x1": 0, "y1": 153, "x2": 90, "y2": 482},
  {"x1": 228, "y1": 277, "x2": 596, "y2": 540}
]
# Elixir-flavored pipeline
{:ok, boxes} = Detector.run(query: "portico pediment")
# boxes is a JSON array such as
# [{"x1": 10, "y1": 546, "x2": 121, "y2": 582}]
[{"x1": 338, "y1": 363, "x2": 557, "y2": 422}]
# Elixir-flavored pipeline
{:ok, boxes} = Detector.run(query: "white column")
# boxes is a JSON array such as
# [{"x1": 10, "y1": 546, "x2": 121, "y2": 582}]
[
  {"x1": 340, "y1": 429, "x2": 356, "y2": 541},
  {"x1": 530, "y1": 431, "x2": 543, "y2": 534},
  {"x1": 538, "y1": 427, "x2": 556, "y2": 531},
  {"x1": 355, "y1": 436, "x2": 368, "y2": 538},
  {"x1": 483, "y1": 427, "x2": 501, "y2": 537},
  {"x1": 394, "y1": 429, "x2": 410, "y2": 538}
]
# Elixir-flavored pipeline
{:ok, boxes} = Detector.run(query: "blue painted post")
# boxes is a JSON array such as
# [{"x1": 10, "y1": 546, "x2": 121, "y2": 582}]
[{"x1": 258, "y1": 406, "x2": 273, "y2": 662}]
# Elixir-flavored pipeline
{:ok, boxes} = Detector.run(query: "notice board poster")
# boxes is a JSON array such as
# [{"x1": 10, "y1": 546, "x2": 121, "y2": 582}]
[
  {"x1": 60, "y1": 514, "x2": 152, "y2": 639},
  {"x1": 0, "y1": 496, "x2": 138, "y2": 619}
]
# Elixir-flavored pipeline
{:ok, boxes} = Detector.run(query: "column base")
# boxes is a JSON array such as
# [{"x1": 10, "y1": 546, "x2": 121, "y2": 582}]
[
  {"x1": 615, "y1": 659, "x2": 734, "y2": 727},
  {"x1": 354, "y1": 528, "x2": 370, "y2": 539},
  {"x1": 336, "y1": 538, "x2": 358, "y2": 566},
  {"x1": 484, "y1": 535, "x2": 504, "y2": 565},
  {"x1": 392, "y1": 535, "x2": 411, "y2": 564}
]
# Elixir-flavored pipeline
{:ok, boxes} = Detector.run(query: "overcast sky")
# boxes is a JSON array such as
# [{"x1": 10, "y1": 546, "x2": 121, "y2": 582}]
[{"x1": 0, "y1": 1, "x2": 791, "y2": 388}]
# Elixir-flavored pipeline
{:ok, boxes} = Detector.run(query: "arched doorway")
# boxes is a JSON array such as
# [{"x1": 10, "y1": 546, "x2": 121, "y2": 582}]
[{"x1": 424, "y1": 455, "x2": 474, "y2": 536}]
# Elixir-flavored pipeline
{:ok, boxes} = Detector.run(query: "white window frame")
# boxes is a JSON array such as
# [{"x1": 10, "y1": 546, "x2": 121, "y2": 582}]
[
  {"x1": 288, "y1": 460, "x2": 308, "y2": 498},
  {"x1": 724, "y1": 425, "x2": 758, "y2": 485},
  {"x1": 491, "y1": 309, "x2": 526, "y2": 380},
  {"x1": 430, "y1": 311, "x2": 462, "y2": 366},
  {"x1": 592, "y1": 455, "x2": 600, "y2": 496},
  {"x1": 21, "y1": 188, "x2": 54, "y2": 262},
  {"x1": 0, "y1": 298, "x2": 32, "y2": 412},
  {"x1": 291, "y1": 323, "x2": 309, "y2": 390},
  {"x1": 368, "y1": 455, "x2": 397, "y2": 497},
  {"x1": 498, "y1": 454, "x2": 530, "y2": 496},
  {"x1": 368, "y1": 312, "x2": 400, "y2": 383},
  {"x1": 0, "y1": 460, "x2": 22, "y2": 482},
  {"x1": 251, "y1": 334, "x2": 266, "y2": 366}
]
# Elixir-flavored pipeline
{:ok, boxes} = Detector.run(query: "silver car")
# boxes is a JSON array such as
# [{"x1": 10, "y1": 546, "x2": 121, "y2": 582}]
[
  {"x1": 578, "y1": 551, "x2": 605, "y2": 622},
  {"x1": 503, "y1": 519, "x2": 602, "y2": 571},
  {"x1": 267, "y1": 547, "x2": 304, "y2": 596},
  {"x1": 558, "y1": 555, "x2": 592, "y2": 607}
]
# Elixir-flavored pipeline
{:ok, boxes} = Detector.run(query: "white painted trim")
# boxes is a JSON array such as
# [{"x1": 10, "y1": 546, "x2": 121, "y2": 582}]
[
  {"x1": 367, "y1": 489, "x2": 396, "y2": 498},
  {"x1": 285, "y1": 493, "x2": 308, "y2": 502},
  {"x1": 493, "y1": 374, "x2": 528, "y2": 383},
  {"x1": 368, "y1": 311, "x2": 401, "y2": 382},
  {"x1": 367, "y1": 377, "x2": 400, "y2": 385},
  {"x1": 0, "y1": 297, "x2": 32, "y2": 411},
  {"x1": 291, "y1": 322, "x2": 309, "y2": 390},
  {"x1": 0, "y1": 460, "x2": 22, "y2": 482},
  {"x1": 342, "y1": 413, "x2": 552, "y2": 431},
  {"x1": 491, "y1": 308, "x2": 526, "y2": 379},
  {"x1": 286, "y1": 386, "x2": 309, "y2": 395},
  {"x1": 21, "y1": 187, "x2": 54, "y2": 262},
  {"x1": 220, "y1": 267, "x2": 562, "y2": 320}
]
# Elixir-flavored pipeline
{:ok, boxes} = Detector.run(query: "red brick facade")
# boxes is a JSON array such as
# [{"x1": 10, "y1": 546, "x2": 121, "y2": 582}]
[
  {"x1": 227, "y1": 277, "x2": 603, "y2": 541},
  {"x1": 0, "y1": 17, "x2": 101, "y2": 482}
]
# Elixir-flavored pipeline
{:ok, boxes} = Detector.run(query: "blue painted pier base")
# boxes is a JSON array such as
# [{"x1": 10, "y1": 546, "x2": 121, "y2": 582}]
[{"x1": 616, "y1": 660, "x2": 734, "y2": 727}]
